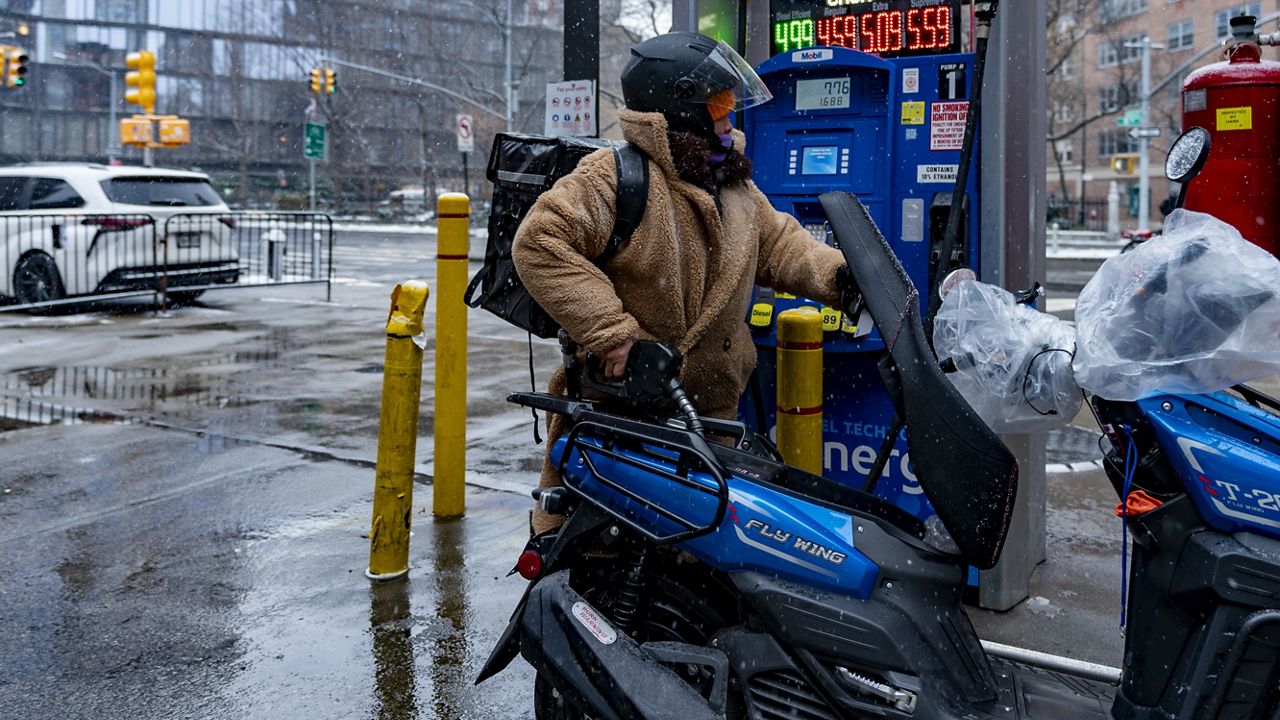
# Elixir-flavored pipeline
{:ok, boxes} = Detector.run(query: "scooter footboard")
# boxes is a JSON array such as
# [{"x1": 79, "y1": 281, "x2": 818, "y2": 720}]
[{"x1": 520, "y1": 571, "x2": 725, "y2": 720}]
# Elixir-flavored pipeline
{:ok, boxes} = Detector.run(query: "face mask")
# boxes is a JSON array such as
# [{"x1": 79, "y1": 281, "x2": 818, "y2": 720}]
[{"x1": 717, "y1": 132, "x2": 734, "y2": 149}]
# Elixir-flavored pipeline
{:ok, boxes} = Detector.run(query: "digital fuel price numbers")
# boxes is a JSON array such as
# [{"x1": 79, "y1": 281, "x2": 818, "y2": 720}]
[{"x1": 771, "y1": 0, "x2": 961, "y2": 58}]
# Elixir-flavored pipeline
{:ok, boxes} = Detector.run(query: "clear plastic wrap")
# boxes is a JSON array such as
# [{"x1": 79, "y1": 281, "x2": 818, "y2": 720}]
[
  {"x1": 933, "y1": 280, "x2": 1081, "y2": 433},
  {"x1": 1073, "y1": 209, "x2": 1280, "y2": 401}
]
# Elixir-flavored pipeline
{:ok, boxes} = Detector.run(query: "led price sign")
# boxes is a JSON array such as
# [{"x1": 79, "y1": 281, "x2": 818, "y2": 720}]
[{"x1": 771, "y1": 0, "x2": 961, "y2": 58}]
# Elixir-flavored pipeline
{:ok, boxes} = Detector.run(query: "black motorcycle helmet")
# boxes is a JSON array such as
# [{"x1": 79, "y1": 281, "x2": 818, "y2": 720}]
[{"x1": 621, "y1": 32, "x2": 772, "y2": 139}]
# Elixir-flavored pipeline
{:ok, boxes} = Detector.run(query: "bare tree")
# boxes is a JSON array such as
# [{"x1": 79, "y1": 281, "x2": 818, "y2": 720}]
[{"x1": 1045, "y1": 0, "x2": 1147, "y2": 205}]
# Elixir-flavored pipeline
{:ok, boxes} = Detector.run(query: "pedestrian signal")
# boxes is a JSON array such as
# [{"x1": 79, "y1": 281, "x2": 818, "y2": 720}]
[{"x1": 1111, "y1": 154, "x2": 1138, "y2": 176}]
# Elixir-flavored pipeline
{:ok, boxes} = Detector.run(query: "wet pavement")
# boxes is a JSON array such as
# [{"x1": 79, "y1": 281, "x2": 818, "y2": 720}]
[
  {"x1": 0, "y1": 227, "x2": 1274, "y2": 717},
  {"x1": 0, "y1": 230, "x2": 543, "y2": 719}
]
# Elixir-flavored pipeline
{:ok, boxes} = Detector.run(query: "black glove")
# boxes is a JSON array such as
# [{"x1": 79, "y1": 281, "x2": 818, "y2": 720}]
[
  {"x1": 834, "y1": 265, "x2": 858, "y2": 294},
  {"x1": 834, "y1": 265, "x2": 863, "y2": 318}
]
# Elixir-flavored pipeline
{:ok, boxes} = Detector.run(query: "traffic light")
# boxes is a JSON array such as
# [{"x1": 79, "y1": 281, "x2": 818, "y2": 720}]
[
  {"x1": 1111, "y1": 153, "x2": 1138, "y2": 175},
  {"x1": 5, "y1": 46, "x2": 28, "y2": 89},
  {"x1": 309, "y1": 67, "x2": 323, "y2": 93},
  {"x1": 323, "y1": 67, "x2": 336, "y2": 94},
  {"x1": 124, "y1": 50, "x2": 156, "y2": 114}
]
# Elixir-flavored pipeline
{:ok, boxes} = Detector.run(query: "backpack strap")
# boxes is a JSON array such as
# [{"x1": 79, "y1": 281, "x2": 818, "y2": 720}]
[{"x1": 600, "y1": 143, "x2": 648, "y2": 264}]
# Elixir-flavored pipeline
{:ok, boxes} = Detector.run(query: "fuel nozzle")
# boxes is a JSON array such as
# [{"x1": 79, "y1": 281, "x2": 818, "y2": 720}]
[{"x1": 666, "y1": 379, "x2": 704, "y2": 437}]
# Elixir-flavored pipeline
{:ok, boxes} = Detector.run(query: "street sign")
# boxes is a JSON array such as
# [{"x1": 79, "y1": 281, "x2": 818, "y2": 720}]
[
  {"x1": 456, "y1": 114, "x2": 474, "y2": 153},
  {"x1": 1127, "y1": 126, "x2": 1161, "y2": 139},
  {"x1": 304, "y1": 122, "x2": 327, "y2": 160},
  {"x1": 1116, "y1": 109, "x2": 1141, "y2": 127}
]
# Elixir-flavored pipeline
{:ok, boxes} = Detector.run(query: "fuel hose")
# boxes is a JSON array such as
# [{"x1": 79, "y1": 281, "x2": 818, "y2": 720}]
[{"x1": 924, "y1": 0, "x2": 999, "y2": 346}]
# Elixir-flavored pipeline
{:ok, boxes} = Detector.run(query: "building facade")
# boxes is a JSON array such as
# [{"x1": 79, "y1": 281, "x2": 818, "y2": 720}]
[
  {"x1": 0, "y1": 0, "x2": 576, "y2": 210},
  {"x1": 1046, "y1": 0, "x2": 1279, "y2": 230}
]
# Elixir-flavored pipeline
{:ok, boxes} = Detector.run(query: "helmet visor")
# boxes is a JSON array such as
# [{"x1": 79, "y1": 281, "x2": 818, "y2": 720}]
[{"x1": 684, "y1": 40, "x2": 772, "y2": 112}]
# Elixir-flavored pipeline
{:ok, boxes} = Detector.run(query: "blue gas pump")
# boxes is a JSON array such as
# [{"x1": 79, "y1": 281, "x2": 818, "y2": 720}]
[{"x1": 741, "y1": 46, "x2": 980, "y2": 526}]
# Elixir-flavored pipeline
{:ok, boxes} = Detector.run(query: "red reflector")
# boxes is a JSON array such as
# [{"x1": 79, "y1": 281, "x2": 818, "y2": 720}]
[{"x1": 517, "y1": 550, "x2": 542, "y2": 580}]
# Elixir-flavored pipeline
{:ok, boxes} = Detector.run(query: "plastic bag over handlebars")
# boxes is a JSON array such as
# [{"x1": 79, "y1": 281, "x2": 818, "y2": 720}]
[
  {"x1": 1073, "y1": 209, "x2": 1280, "y2": 401},
  {"x1": 933, "y1": 281, "x2": 1081, "y2": 433}
]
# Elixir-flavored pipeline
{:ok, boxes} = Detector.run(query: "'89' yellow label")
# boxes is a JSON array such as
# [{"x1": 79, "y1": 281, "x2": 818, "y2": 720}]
[{"x1": 820, "y1": 307, "x2": 843, "y2": 332}]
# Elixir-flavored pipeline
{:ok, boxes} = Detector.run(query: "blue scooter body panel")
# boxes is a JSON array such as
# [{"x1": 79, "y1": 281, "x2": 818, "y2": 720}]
[
  {"x1": 1139, "y1": 391, "x2": 1280, "y2": 539},
  {"x1": 552, "y1": 436, "x2": 880, "y2": 598}
]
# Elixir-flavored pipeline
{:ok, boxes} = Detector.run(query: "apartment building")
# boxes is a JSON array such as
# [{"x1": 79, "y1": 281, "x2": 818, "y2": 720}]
[{"x1": 1046, "y1": 0, "x2": 1278, "y2": 229}]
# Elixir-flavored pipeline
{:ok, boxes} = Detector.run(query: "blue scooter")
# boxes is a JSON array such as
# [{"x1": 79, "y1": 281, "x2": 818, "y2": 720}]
[{"x1": 478, "y1": 130, "x2": 1280, "y2": 719}]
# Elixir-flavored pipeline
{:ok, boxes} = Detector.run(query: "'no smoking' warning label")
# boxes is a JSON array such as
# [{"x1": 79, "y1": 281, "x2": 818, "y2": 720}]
[{"x1": 930, "y1": 101, "x2": 968, "y2": 151}]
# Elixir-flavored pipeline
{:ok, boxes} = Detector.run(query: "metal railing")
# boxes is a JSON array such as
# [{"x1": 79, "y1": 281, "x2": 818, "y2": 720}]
[
  {"x1": 1047, "y1": 196, "x2": 1111, "y2": 232},
  {"x1": 161, "y1": 212, "x2": 334, "y2": 301},
  {"x1": 0, "y1": 211, "x2": 333, "y2": 312}
]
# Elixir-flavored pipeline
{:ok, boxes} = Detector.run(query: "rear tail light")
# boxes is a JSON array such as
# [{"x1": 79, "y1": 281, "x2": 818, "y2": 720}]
[
  {"x1": 517, "y1": 550, "x2": 543, "y2": 580},
  {"x1": 217, "y1": 215, "x2": 238, "y2": 229},
  {"x1": 81, "y1": 216, "x2": 154, "y2": 232}
]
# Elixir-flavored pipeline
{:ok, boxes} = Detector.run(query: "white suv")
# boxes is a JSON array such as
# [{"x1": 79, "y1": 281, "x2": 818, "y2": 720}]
[{"x1": 0, "y1": 163, "x2": 239, "y2": 306}]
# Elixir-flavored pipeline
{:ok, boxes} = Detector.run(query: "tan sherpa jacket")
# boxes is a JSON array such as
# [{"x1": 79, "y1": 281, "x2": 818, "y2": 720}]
[{"x1": 513, "y1": 109, "x2": 847, "y2": 417}]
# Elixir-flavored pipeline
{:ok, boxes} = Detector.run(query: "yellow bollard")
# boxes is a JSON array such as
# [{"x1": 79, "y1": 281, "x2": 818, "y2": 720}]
[
  {"x1": 776, "y1": 306, "x2": 824, "y2": 475},
  {"x1": 368, "y1": 281, "x2": 430, "y2": 581},
  {"x1": 433, "y1": 193, "x2": 470, "y2": 518}
]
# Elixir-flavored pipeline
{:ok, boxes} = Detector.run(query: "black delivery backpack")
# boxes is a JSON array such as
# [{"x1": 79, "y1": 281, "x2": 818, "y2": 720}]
[{"x1": 465, "y1": 133, "x2": 647, "y2": 338}]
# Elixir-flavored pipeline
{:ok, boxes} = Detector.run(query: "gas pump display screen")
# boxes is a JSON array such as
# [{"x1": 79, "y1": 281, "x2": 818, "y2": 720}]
[
  {"x1": 801, "y1": 146, "x2": 839, "y2": 175},
  {"x1": 795, "y1": 77, "x2": 851, "y2": 110},
  {"x1": 770, "y1": 0, "x2": 961, "y2": 58}
]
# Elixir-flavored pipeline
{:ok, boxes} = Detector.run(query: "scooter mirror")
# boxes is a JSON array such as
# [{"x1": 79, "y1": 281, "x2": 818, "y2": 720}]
[
  {"x1": 938, "y1": 267, "x2": 977, "y2": 300},
  {"x1": 1165, "y1": 126, "x2": 1211, "y2": 184}
]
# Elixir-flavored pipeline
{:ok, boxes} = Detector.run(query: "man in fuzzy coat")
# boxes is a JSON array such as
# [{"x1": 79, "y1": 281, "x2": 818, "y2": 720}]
[{"x1": 514, "y1": 32, "x2": 852, "y2": 533}]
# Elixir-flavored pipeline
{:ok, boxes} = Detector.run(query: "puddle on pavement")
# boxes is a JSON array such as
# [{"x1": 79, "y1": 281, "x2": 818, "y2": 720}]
[
  {"x1": 370, "y1": 579, "x2": 419, "y2": 717},
  {"x1": 0, "y1": 328, "x2": 300, "y2": 431},
  {"x1": 428, "y1": 518, "x2": 471, "y2": 719},
  {"x1": 193, "y1": 431, "x2": 257, "y2": 455},
  {"x1": 0, "y1": 365, "x2": 250, "y2": 431},
  {"x1": 367, "y1": 518, "x2": 472, "y2": 719}
]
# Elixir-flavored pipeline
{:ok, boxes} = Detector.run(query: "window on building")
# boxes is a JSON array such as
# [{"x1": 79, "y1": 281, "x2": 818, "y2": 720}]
[
  {"x1": 1167, "y1": 19, "x2": 1194, "y2": 50},
  {"x1": 1101, "y1": 0, "x2": 1146, "y2": 22},
  {"x1": 1059, "y1": 55, "x2": 1075, "y2": 79},
  {"x1": 1098, "y1": 82, "x2": 1138, "y2": 113},
  {"x1": 1098, "y1": 33, "x2": 1147, "y2": 67},
  {"x1": 1100, "y1": 130, "x2": 1139, "y2": 157},
  {"x1": 1053, "y1": 99, "x2": 1078, "y2": 124},
  {"x1": 1055, "y1": 140, "x2": 1075, "y2": 164},
  {"x1": 1098, "y1": 41, "x2": 1119, "y2": 67},
  {"x1": 1216, "y1": 4, "x2": 1261, "y2": 38}
]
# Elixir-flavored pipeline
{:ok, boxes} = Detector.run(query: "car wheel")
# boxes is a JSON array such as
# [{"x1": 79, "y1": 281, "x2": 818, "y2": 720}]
[
  {"x1": 166, "y1": 290, "x2": 205, "y2": 305},
  {"x1": 13, "y1": 253, "x2": 66, "y2": 306}
]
